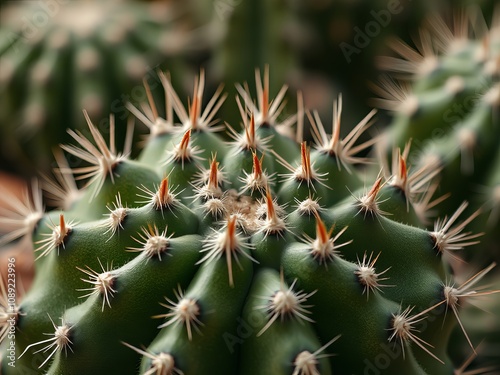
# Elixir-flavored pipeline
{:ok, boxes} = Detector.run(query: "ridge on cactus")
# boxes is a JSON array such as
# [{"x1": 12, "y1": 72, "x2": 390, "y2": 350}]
[{"x1": 0, "y1": 65, "x2": 499, "y2": 375}]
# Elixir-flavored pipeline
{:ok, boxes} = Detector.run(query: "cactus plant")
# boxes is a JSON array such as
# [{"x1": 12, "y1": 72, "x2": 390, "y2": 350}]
[
  {"x1": 1, "y1": 69, "x2": 498, "y2": 374},
  {"x1": 0, "y1": 0, "x2": 211, "y2": 177},
  {"x1": 373, "y1": 8, "x2": 500, "y2": 265}
]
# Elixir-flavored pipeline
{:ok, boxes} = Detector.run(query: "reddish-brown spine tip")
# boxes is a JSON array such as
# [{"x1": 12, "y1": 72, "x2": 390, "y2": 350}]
[
  {"x1": 368, "y1": 177, "x2": 383, "y2": 201},
  {"x1": 179, "y1": 130, "x2": 191, "y2": 151},
  {"x1": 227, "y1": 215, "x2": 237, "y2": 250},
  {"x1": 300, "y1": 142, "x2": 312, "y2": 179},
  {"x1": 189, "y1": 79, "x2": 200, "y2": 129},
  {"x1": 398, "y1": 151, "x2": 408, "y2": 186},
  {"x1": 252, "y1": 151, "x2": 264, "y2": 179},
  {"x1": 209, "y1": 157, "x2": 219, "y2": 189},
  {"x1": 265, "y1": 186, "x2": 275, "y2": 219},
  {"x1": 59, "y1": 214, "x2": 66, "y2": 235},
  {"x1": 159, "y1": 178, "x2": 169, "y2": 205}
]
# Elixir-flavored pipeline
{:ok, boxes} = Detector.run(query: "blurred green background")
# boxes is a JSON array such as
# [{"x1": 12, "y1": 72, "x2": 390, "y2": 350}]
[{"x1": 0, "y1": 0, "x2": 497, "y2": 178}]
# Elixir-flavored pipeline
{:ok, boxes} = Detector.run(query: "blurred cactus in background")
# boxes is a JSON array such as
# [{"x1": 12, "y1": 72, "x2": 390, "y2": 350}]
[
  {"x1": 374, "y1": 6, "x2": 499, "y2": 264},
  {"x1": 371, "y1": 7, "x2": 499, "y2": 370},
  {"x1": 0, "y1": 0, "x2": 216, "y2": 177},
  {"x1": 1, "y1": 0, "x2": 498, "y2": 177}
]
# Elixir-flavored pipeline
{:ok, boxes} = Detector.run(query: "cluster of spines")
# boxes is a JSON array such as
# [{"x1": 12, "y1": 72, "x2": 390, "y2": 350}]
[{"x1": 0, "y1": 68, "x2": 498, "y2": 375}]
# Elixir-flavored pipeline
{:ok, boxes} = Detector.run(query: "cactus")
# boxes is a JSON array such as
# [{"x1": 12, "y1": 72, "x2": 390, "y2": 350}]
[
  {"x1": 370, "y1": 10, "x2": 500, "y2": 368},
  {"x1": 1, "y1": 69, "x2": 499, "y2": 375},
  {"x1": 373, "y1": 8, "x2": 500, "y2": 266},
  {"x1": 0, "y1": 0, "x2": 210, "y2": 177}
]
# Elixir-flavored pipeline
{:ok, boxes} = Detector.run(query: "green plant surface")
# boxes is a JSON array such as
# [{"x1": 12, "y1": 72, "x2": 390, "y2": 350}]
[{"x1": 1, "y1": 69, "x2": 498, "y2": 374}]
